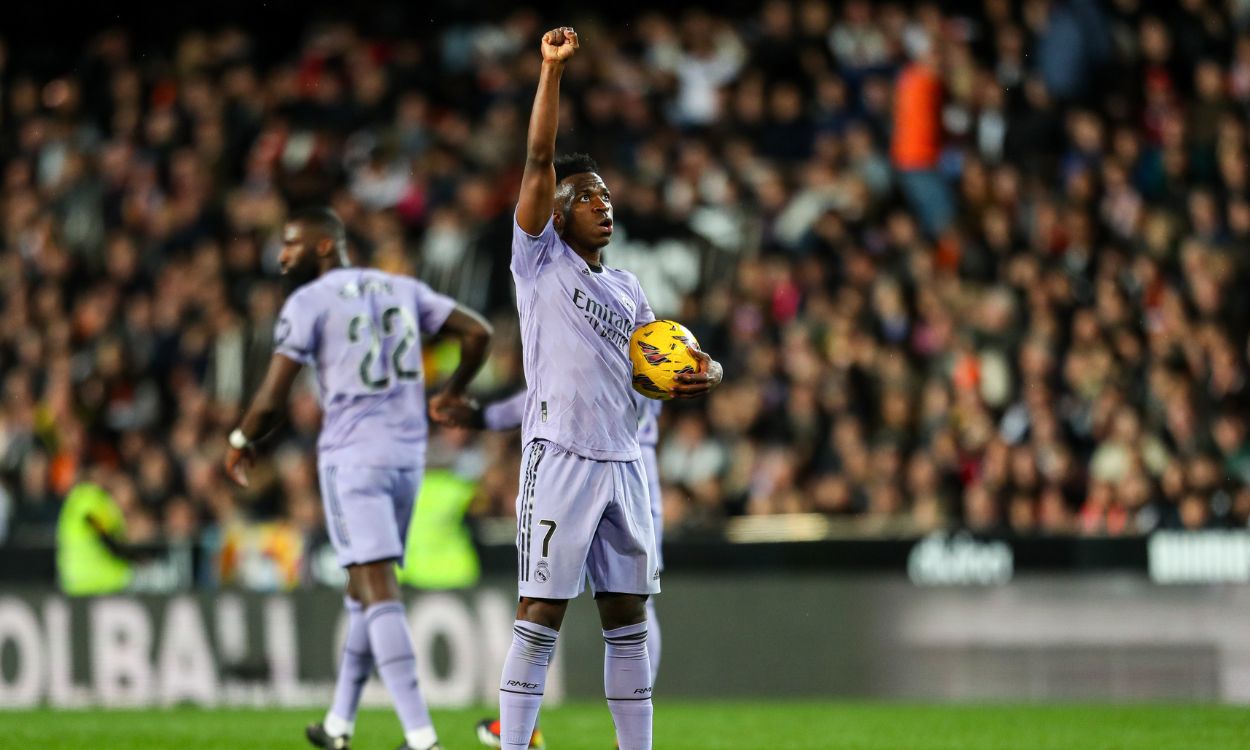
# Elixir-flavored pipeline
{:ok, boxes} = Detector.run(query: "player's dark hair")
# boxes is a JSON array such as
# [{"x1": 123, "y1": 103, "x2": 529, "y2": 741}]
[
  {"x1": 554, "y1": 153, "x2": 599, "y2": 182},
  {"x1": 290, "y1": 206, "x2": 347, "y2": 255}
]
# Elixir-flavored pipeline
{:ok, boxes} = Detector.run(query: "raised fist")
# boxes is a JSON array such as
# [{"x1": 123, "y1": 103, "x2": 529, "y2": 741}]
[{"x1": 541, "y1": 27, "x2": 579, "y2": 63}]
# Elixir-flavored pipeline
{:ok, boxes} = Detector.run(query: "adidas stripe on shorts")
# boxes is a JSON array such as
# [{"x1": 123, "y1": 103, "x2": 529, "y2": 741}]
[{"x1": 515, "y1": 439, "x2": 660, "y2": 599}]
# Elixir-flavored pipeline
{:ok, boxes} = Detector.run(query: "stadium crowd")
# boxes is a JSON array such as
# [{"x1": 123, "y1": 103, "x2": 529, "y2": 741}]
[{"x1": 3, "y1": 0, "x2": 1250, "y2": 556}]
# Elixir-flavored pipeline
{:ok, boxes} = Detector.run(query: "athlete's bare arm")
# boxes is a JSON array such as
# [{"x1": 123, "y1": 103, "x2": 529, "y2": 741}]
[
  {"x1": 224, "y1": 353, "x2": 302, "y2": 486},
  {"x1": 516, "y1": 27, "x2": 579, "y2": 236},
  {"x1": 428, "y1": 306, "x2": 494, "y2": 422}
]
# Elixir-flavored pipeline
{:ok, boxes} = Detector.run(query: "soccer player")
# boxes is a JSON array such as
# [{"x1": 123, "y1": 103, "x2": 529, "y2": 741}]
[
  {"x1": 495, "y1": 27, "x2": 722, "y2": 750},
  {"x1": 224, "y1": 207, "x2": 493, "y2": 750},
  {"x1": 431, "y1": 391, "x2": 666, "y2": 750}
]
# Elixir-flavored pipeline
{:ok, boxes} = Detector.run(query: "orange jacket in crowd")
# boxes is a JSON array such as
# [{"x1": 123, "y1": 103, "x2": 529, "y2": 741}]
[{"x1": 891, "y1": 61, "x2": 942, "y2": 170}]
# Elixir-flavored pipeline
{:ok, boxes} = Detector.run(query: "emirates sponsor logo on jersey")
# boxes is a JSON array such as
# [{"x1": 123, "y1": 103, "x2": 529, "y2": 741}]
[{"x1": 572, "y1": 287, "x2": 632, "y2": 352}]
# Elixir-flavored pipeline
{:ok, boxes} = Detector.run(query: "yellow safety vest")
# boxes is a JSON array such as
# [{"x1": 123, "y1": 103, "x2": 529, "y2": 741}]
[
  {"x1": 397, "y1": 469, "x2": 481, "y2": 590},
  {"x1": 57, "y1": 482, "x2": 133, "y2": 596}
]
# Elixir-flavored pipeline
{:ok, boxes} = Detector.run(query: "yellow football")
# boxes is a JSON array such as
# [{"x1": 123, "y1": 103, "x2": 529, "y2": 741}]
[{"x1": 629, "y1": 320, "x2": 701, "y2": 400}]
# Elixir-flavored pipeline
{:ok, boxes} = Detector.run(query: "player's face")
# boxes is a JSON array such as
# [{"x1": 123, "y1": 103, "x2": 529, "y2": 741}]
[
  {"x1": 279, "y1": 221, "x2": 321, "y2": 286},
  {"x1": 557, "y1": 173, "x2": 613, "y2": 250}
]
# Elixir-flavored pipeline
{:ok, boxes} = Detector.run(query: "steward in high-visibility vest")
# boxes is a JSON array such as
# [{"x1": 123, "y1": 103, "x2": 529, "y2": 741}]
[
  {"x1": 56, "y1": 482, "x2": 134, "y2": 595},
  {"x1": 396, "y1": 468, "x2": 481, "y2": 590}
]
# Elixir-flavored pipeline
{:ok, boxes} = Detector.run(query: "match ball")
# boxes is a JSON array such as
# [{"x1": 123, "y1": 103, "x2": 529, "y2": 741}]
[{"x1": 630, "y1": 320, "x2": 701, "y2": 400}]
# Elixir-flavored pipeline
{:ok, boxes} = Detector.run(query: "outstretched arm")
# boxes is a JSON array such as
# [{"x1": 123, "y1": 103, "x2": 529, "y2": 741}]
[
  {"x1": 225, "y1": 353, "x2": 303, "y2": 486},
  {"x1": 516, "y1": 26, "x2": 579, "y2": 236}
]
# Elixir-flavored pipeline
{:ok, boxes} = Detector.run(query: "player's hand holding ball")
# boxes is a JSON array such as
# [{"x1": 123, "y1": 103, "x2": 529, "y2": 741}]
[
  {"x1": 541, "y1": 26, "x2": 579, "y2": 63},
  {"x1": 673, "y1": 346, "x2": 723, "y2": 398},
  {"x1": 630, "y1": 320, "x2": 723, "y2": 400}
]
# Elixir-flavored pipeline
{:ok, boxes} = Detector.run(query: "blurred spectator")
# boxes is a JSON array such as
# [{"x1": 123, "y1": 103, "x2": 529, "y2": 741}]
[
  {"x1": 56, "y1": 477, "x2": 137, "y2": 595},
  {"x1": 2, "y1": 0, "x2": 1250, "y2": 562},
  {"x1": 891, "y1": 30, "x2": 953, "y2": 236},
  {"x1": 1030, "y1": 0, "x2": 1112, "y2": 103}
]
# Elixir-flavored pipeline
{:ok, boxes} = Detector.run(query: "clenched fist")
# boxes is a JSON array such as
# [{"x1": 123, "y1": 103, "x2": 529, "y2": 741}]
[{"x1": 541, "y1": 27, "x2": 579, "y2": 63}]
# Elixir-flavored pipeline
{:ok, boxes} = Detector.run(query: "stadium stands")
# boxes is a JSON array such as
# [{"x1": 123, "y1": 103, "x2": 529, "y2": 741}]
[{"x1": 2, "y1": 0, "x2": 1250, "y2": 563}]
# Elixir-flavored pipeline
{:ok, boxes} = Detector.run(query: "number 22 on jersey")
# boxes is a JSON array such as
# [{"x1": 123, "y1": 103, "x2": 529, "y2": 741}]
[{"x1": 348, "y1": 306, "x2": 420, "y2": 391}]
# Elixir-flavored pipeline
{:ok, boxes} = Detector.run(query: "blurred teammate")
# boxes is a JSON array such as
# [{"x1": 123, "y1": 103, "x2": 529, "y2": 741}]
[
  {"x1": 224, "y1": 207, "x2": 493, "y2": 750},
  {"x1": 496, "y1": 27, "x2": 722, "y2": 750},
  {"x1": 433, "y1": 391, "x2": 666, "y2": 749}
]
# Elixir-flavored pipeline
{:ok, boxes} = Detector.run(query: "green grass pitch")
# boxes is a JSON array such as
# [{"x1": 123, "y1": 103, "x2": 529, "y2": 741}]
[{"x1": 8, "y1": 702, "x2": 1250, "y2": 749}]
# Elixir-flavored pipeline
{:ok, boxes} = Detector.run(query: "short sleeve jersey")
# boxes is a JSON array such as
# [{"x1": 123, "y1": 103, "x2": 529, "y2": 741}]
[
  {"x1": 511, "y1": 215, "x2": 655, "y2": 461},
  {"x1": 274, "y1": 267, "x2": 456, "y2": 467}
]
